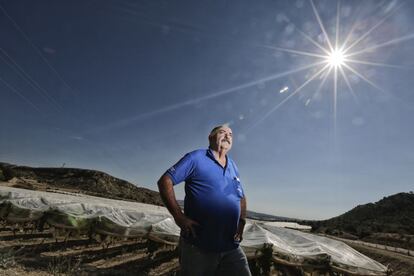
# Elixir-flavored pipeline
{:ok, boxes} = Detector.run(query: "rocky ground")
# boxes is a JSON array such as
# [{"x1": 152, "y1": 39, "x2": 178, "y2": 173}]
[{"x1": 2, "y1": 223, "x2": 413, "y2": 276}]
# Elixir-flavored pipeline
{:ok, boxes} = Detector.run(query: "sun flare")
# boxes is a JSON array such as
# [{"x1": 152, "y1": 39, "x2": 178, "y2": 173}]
[{"x1": 327, "y1": 49, "x2": 346, "y2": 67}]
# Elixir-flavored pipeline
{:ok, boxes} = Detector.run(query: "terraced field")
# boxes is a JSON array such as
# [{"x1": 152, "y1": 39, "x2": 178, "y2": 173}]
[{"x1": 0, "y1": 223, "x2": 179, "y2": 275}]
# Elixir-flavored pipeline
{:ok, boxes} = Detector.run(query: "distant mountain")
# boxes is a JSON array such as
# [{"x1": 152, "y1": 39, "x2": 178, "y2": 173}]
[
  {"x1": 177, "y1": 200, "x2": 295, "y2": 222},
  {"x1": 311, "y1": 192, "x2": 414, "y2": 249},
  {"x1": 246, "y1": 210, "x2": 296, "y2": 222},
  {"x1": 313, "y1": 192, "x2": 414, "y2": 235},
  {"x1": 0, "y1": 162, "x2": 163, "y2": 205}
]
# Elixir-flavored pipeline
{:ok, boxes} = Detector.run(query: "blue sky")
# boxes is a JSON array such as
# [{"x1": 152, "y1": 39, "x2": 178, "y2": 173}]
[{"x1": 1, "y1": 0, "x2": 413, "y2": 220}]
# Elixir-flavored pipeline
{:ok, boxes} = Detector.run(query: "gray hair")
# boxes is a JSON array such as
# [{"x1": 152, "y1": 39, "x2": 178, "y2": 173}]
[{"x1": 209, "y1": 124, "x2": 230, "y2": 137}]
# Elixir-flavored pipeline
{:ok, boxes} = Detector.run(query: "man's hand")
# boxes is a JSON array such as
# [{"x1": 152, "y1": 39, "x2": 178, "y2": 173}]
[
  {"x1": 158, "y1": 174, "x2": 200, "y2": 237},
  {"x1": 174, "y1": 213, "x2": 200, "y2": 238},
  {"x1": 157, "y1": 174, "x2": 199, "y2": 238},
  {"x1": 234, "y1": 218, "x2": 246, "y2": 242}
]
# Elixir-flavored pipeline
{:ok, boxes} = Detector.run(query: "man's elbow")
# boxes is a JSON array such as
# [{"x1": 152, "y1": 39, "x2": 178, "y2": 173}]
[
  {"x1": 241, "y1": 196, "x2": 247, "y2": 208},
  {"x1": 157, "y1": 174, "x2": 172, "y2": 191}
]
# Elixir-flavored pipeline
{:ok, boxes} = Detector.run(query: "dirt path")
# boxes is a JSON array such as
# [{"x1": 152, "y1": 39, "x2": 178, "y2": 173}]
[
  {"x1": 347, "y1": 243, "x2": 414, "y2": 276},
  {"x1": 324, "y1": 234, "x2": 414, "y2": 256}
]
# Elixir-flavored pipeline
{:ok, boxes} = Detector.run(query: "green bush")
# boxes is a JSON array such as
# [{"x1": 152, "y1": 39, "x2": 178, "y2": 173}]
[
  {"x1": 47, "y1": 256, "x2": 82, "y2": 276},
  {"x1": 0, "y1": 168, "x2": 5, "y2": 181},
  {"x1": 249, "y1": 243, "x2": 273, "y2": 276}
]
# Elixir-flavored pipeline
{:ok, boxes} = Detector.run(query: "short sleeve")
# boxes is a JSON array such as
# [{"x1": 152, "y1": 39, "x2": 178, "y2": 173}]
[{"x1": 165, "y1": 153, "x2": 195, "y2": 185}]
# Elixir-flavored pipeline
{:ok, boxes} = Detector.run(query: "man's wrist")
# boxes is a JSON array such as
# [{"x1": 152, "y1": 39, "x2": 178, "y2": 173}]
[
  {"x1": 239, "y1": 218, "x2": 246, "y2": 225},
  {"x1": 173, "y1": 211, "x2": 186, "y2": 222}
]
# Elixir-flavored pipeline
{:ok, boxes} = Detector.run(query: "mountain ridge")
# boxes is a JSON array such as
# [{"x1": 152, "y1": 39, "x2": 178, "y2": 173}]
[
  {"x1": 0, "y1": 161, "x2": 163, "y2": 205},
  {"x1": 311, "y1": 191, "x2": 414, "y2": 250}
]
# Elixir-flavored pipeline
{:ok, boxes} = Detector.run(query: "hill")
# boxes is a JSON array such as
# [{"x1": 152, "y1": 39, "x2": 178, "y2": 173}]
[
  {"x1": 0, "y1": 162, "x2": 291, "y2": 221},
  {"x1": 311, "y1": 192, "x2": 414, "y2": 250},
  {"x1": 0, "y1": 162, "x2": 163, "y2": 205}
]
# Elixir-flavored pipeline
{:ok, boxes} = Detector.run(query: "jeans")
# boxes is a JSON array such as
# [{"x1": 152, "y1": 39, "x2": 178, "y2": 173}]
[{"x1": 179, "y1": 238, "x2": 252, "y2": 276}]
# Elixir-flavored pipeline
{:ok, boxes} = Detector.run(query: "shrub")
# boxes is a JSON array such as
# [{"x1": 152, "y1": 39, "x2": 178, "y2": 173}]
[
  {"x1": 47, "y1": 256, "x2": 82, "y2": 276},
  {"x1": 0, "y1": 247, "x2": 23, "y2": 269}
]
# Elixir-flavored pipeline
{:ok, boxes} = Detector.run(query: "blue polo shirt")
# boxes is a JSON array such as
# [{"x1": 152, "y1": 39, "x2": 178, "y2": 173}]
[{"x1": 166, "y1": 148, "x2": 245, "y2": 252}]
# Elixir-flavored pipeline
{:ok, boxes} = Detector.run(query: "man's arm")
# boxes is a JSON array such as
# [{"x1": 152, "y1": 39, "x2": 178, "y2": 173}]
[
  {"x1": 157, "y1": 174, "x2": 199, "y2": 237},
  {"x1": 234, "y1": 196, "x2": 247, "y2": 242},
  {"x1": 240, "y1": 196, "x2": 247, "y2": 221}
]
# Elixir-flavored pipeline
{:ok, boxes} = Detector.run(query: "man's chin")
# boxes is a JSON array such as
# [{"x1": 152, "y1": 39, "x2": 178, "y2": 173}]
[{"x1": 219, "y1": 144, "x2": 231, "y2": 151}]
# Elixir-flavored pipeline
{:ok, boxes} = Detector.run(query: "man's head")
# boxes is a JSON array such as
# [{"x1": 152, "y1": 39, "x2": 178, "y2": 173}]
[{"x1": 208, "y1": 125, "x2": 233, "y2": 153}]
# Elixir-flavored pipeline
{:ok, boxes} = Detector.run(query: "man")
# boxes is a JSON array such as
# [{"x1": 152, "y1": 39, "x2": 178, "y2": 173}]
[{"x1": 157, "y1": 125, "x2": 251, "y2": 276}]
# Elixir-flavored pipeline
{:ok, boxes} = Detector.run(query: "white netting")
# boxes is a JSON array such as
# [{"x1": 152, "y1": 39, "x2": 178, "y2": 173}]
[
  {"x1": 0, "y1": 185, "x2": 387, "y2": 275},
  {"x1": 242, "y1": 223, "x2": 387, "y2": 275}
]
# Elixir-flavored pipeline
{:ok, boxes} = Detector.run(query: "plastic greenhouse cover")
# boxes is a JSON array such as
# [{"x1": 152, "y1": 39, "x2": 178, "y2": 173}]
[
  {"x1": 0, "y1": 185, "x2": 387, "y2": 275},
  {"x1": 242, "y1": 223, "x2": 387, "y2": 275}
]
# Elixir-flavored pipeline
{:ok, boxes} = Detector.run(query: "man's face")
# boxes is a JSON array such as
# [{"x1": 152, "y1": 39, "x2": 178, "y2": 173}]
[{"x1": 210, "y1": 126, "x2": 233, "y2": 152}]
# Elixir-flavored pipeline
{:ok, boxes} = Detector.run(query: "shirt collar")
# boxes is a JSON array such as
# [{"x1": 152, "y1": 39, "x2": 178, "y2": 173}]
[
  {"x1": 206, "y1": 148, "x2": 215, "y2": 160},
  {"x1": 207, "y1": 148, "x2": 229, "y2": 170}
]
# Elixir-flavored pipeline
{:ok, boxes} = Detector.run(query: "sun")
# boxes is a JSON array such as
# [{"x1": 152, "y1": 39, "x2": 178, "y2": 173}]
[
  {"x1": 327, "y1": 49, "x2": 346, "y2": 67},
  {"x1": 243, "y1": 0, "x2": 413, "y2": 132}
]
